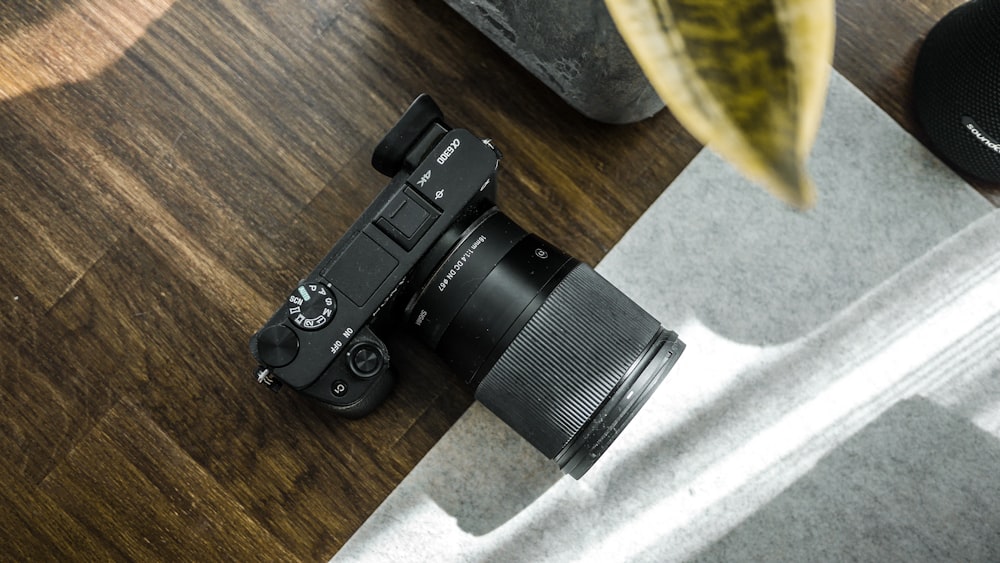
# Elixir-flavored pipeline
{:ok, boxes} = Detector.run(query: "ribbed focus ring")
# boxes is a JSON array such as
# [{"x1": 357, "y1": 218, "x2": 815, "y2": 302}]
[{"x1": 474, "y1": 263, "x2": 661, "y2": 457}]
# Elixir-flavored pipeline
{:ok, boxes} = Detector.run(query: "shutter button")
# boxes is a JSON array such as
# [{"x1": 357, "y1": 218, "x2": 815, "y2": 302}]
[{"x1": 348, "y1": 343, "x2": 383, "y2": 378}]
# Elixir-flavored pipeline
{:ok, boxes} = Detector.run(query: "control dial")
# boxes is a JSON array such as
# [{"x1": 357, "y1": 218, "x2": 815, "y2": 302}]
[{"x1": 287, "y1": 282, "x2": 337, "y2": 330}]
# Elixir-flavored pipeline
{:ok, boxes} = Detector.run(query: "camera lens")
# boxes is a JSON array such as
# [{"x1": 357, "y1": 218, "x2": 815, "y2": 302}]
[{"x1": 406, "y1": 209, "x2": 684, "y2": 478}]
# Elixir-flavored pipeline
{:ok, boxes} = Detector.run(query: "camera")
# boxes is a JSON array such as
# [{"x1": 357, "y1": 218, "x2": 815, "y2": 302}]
[{"x1": 249, "y1": 95, "x2": 684, "y2": 478}]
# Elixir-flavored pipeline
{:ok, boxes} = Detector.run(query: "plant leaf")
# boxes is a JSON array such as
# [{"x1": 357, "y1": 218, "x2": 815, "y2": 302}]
[{"x1": 605, "y1": 0, "x2": 835, "y2": 208}]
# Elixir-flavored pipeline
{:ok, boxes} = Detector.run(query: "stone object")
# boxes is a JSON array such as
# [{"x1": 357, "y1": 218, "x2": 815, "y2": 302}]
[{"x1": 444, "y1": 0, "x2": 665, "y2": 124}]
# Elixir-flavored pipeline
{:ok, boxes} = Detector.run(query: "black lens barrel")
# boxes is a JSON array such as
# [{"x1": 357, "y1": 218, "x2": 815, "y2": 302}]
[
  {"x1": 437, "y1": 234, "x2": 574, "y2": 385},
  {"x1": 408, "y1": 209, "x2": 684, "y2": 478},
  {"x1": 408, "y1": 210, "x2": 528, "y2": 348},
  {"x1": 473, "y1": 263, "x2": 676, "y2": 468}
]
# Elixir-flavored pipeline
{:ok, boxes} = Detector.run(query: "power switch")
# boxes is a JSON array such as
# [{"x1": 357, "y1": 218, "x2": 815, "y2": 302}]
[{"x1": 375, "y1": 186, "x2": 439, "y2": 251}]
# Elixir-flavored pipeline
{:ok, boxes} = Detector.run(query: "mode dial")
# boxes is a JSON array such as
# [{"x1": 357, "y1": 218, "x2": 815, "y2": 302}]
[{"x1": 287, "y1": 282, "x2": 336, "y2": 331}]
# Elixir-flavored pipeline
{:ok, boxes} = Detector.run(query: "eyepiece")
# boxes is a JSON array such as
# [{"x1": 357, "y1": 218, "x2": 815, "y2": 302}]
[{"x1": 371, "y1": 94, "x2": 445, "y2": 177}]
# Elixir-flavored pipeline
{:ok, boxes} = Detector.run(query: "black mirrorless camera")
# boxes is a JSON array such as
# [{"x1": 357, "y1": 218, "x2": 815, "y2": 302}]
[{"x1": 249, "y1": 95, "x2": 684, "y2": 478}]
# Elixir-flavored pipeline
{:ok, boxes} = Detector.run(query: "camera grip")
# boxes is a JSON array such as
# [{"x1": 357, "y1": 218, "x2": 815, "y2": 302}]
[
  {"x1": 320, "y1": 365, "x2": 395, "y2": 419},
  {"x1": 317, "y1": 326, "x2": 395, "y2": 418}
]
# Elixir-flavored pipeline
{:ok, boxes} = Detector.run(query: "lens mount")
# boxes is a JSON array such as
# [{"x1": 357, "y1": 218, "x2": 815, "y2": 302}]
[{"x1": 406, "y1": 209, "x2": 528, "y2": 348}]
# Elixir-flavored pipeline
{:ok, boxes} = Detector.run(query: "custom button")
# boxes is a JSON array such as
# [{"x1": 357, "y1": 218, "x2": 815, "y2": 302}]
[
  {"x1": 375, "y1": 186, "x2": 438, "y2": 250},
  {"x1": 331, "y1": 379, "x2": 349, "y2": 397}
]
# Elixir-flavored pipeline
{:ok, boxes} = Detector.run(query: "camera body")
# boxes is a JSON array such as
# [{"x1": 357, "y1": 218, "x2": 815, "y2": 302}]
[
  {"x1": 251, "y1": 95, "x2": 684, "y2": 478},
  {"x1": 250, "y1": 95, "x2": 498, "y2": 416}
]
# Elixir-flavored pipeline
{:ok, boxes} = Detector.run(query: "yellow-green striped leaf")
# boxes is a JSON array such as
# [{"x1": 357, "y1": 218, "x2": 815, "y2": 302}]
[{"x1": 605, "y1": 0, "x2": 835, "y2": 208}]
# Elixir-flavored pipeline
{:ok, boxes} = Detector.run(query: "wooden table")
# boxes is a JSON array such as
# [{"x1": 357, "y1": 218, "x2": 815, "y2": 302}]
[{"x1": 1, "y1": 1, "x2": 996, "y2": 559}]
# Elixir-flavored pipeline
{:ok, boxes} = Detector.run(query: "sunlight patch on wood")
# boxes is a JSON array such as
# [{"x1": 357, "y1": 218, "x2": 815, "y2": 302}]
[{"x1": 0, "y1": 0, "x2": 174, "y2": 100}]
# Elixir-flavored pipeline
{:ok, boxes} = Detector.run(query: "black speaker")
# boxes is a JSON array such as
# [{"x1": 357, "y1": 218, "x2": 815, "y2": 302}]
[{"x1": 913, "y1": 0, "x2": 1000, "y2": 183}]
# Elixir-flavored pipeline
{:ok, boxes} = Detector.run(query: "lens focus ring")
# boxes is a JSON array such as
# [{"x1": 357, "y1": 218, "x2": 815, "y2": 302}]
[{"x1": 474, "y1": 263, "x2": 661, "y2": 458}]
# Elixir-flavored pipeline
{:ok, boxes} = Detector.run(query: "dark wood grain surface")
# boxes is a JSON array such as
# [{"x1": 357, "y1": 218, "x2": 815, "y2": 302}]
[{"x1": 1, "y1": 1, "x2": 996, "y2": 560}]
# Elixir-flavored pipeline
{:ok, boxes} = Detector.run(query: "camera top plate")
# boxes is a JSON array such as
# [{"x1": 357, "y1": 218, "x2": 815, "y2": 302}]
[{"x1": 251, "y1": 121, "x2": 501, "y2": 391}]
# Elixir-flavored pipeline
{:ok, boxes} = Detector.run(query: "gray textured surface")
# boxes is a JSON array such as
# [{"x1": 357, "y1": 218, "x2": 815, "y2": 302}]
[
  {"x1": 333, "y1": 71, "x2": 1000, "y2": 562},
  {"x1": 444, "y1": 0, "x2": 664, "y2": 123},
  {"x1": 694, "y1": 397, "x2": 1000, "y2": 563}
]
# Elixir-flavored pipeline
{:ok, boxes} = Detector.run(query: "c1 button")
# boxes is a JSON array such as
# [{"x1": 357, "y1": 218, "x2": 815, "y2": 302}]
[{"x1": 331, "y1": 379, "x2": 349, "y2": 397}]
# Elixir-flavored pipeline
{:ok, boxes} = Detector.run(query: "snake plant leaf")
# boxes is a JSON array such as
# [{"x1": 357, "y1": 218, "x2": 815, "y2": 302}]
[{"x1": 605, "y1": 0, "x2": 835, "y2": 208}]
